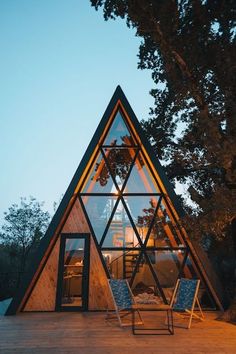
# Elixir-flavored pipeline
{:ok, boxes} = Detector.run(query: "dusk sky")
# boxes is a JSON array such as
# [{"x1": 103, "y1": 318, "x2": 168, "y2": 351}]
[{"x1": 0, "y1": 0, "x2": 155, "y2": 221}]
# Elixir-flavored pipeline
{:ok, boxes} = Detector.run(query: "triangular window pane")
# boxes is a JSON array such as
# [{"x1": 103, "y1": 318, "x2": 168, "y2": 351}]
[
  {"x1": 125, "y1": 152, "x2": 161, "y2": 193},
  {"x1": 165, "y1": 221, "x2": 185, "y2": 247},
  {"x1": 81, "y1": 151, "x2": 118, "y2": 194},
  {"x1": 125, "y1": 196, "x2": 160, "y2": 243},
  {"x1": 146, "y1": 250, "x2": 185, "y2": 301},
  {"x1": 147, "y1": 214, "x2": 183, "y2": 248},
  {"x1": 81, "y1": 196, "x2": 117, "y2": 243},
  {"x1": 102, "y1": 199, "x2": 141, "y2": 248},
  {"x1": 150, "y1": 202, "x2": 183, "y2": 247},
  {"x1": 103, "y1": 110, "x2": 136, "y2": 146},
  {"x1": 102, "y1": 147, "x2": 137, "y2": 191},
  {"x1": 147, "y1": 218, "x2": 173, "y2": 247},
  {"x1": 131, "y1": 253, "x2": 163, "y2": 304}
]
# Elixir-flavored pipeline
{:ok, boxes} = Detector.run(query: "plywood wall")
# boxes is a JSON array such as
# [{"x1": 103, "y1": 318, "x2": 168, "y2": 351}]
[
  {"x1": 89, "y1": 236, "x2": 114, "y2": 310},
  {"x1": 23, "y1": 237, "x2": 60, "y2": 311},
  {"x1": 23, "y1": 198, "x2": 113, "y2": 311},
  {"x1": 61, "y1": 198, "x2": 90, "y2": 234}
]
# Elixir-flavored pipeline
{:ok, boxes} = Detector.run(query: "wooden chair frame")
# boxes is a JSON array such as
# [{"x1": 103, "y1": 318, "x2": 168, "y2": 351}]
[
  {"x1": 107, "y1": 279, "x2": 174, "y2": 334},
  {"x1": 170, "y1": 278, "x2": 204, "y2": 329},
  {"x1": 106, "y1": 279, "x2": 143, "y2": 327}
]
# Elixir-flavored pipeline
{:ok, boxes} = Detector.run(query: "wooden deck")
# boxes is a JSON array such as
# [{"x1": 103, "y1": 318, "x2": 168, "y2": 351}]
[{"x1": 0, "y1": 311, "x2": 236, "y2": 353}]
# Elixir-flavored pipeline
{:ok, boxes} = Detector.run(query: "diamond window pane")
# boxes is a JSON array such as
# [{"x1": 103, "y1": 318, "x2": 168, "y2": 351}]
[
  {"x1": 125, "y1": 196, "x2": 160, "y2": 243},
  {"x1": 102, "y1": 199, "x2": 141, "y2": 248},
  {"x1": 82, "y1": 196, "x2": 117, "y2": 244},
  {"x1": 102, "y1": 147, "x2": 137, "y2": 191},
  {"x1": 81, "y1": 152, "x2": 118, "y2": 194}
]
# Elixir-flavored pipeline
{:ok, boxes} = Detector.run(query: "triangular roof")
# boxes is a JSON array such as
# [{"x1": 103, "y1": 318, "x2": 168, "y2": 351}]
[{"x1": 6, "y1": 86, "x2": 223, "y2": 315}]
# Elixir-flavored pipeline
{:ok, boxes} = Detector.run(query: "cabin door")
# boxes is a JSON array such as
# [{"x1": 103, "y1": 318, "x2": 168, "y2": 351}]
[{"x1": 56, "y1": 233, "x2": 90, "y2": 311}]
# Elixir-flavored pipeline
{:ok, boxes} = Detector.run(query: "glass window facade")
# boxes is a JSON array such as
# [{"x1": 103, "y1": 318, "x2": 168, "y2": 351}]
[{"x1": 79, "y1": 109, "x2": 216, "y2": 308}]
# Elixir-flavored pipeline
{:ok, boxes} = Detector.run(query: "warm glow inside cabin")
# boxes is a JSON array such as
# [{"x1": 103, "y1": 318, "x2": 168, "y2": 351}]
[{"x1": 6, "y1": 86, "x2": 223, "y2": 315}]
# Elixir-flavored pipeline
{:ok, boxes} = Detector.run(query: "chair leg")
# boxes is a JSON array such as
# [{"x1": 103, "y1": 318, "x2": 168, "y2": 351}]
[
  {"x1": 188, "y1": 311, "x2": 194, "y2": 329},
  {"x1": 106, "y1": 309, "x2": 125, "y2": 327},
  {"x1": 186, "y1": 302, "x2": 204, "y2": 329},
  {"x1": 196, "y1": 297, "x2": 204, "y2": 319}
]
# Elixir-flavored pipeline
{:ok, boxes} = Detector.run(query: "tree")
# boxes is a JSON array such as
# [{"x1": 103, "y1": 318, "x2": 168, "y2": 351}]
[
  {"x1": 0, "y1": 197, "x2": 50, "y2": 280},
  {"x1": 91, "y1": 0, "x2": 236, "y2": 222},
  {"x1": 91, "y1": 0, "x2": 236, "y2": 313}
]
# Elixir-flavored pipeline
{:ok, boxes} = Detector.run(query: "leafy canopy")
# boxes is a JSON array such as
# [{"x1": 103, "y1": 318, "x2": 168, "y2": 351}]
[
  {"x1": 0, "y1": 196, "x2": 50, "y2": 257},
  {"x1": 91, "y1": 0, "x2": 236, "y2": 239}
]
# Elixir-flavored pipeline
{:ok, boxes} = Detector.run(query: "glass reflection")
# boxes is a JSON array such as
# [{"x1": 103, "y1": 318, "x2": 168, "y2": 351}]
[
  {"x1": 131, "y1": 250, "x2": 184, "y2": 303},
  {"x1": 103, "y1": 110, "x2": 136, "y2": 146},
  {"x1": 82, "y1": 153, "x2": 116, "y2": 194},
  {"x1": 102, "y1": 200, "x2": 141, "y2": 248},
  {"x1": 125, "y1": 196, "x2": 159, "y2": 243},
  {"x1": 76, "y1": 100, "x2": 218, "y2": 309},
  {"x1": 102, "y1": 147, "x2": 136, "y2": 190},
  {"x1": 146, "y1": 250, "x2": 183, "y2": 289},
  {"x1": 131, "y1": 253, "x2": 162, "y2": 304},
  {"x1": 102, "y1": 249, "x2": 140, "y2": 280},
  {"x1": 125, "y1": 152, "x2": 161, "y2": 193},
  {"x1": 82, "y1": 196, "x2": 117, "y2": 243},
  {"x1": 62, "y1": 238, "x2": 85, "y2": 307}
]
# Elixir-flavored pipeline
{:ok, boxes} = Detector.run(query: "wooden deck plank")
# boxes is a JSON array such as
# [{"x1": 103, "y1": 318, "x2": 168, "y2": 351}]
[{"x1": 0, "y1": 312, "x2": 235, "y2": 353}]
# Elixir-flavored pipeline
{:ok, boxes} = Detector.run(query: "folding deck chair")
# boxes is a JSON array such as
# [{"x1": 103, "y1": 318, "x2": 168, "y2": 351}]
[
  {"x1": 107, "y1": 279, "x2": 174, "y2": 335},
  {"x1": 170, "y1": 278, "x2": 204, "y2": 329},
  {"x1": 107, "y1": 279, "x2": 143, "y2": 327}
]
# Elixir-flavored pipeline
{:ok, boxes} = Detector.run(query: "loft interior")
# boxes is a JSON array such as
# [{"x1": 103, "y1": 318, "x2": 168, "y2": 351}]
[{"x1": 6, "y1": 86, "x2": 223, "y2": 315}]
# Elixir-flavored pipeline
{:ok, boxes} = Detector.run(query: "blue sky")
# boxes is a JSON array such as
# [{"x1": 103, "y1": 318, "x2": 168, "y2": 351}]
[{"x1": 0, "y1": 0, "x2": 154, "y2": 220}]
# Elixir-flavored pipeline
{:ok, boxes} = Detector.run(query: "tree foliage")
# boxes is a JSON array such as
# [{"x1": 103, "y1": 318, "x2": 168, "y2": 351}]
[
  {"x1": 91, "y1": 1, "x2": 236, "y2": 311},
  {"x1": 0, "y1": 197, "x2": 50, "y2": 273},
  {"x1": 91, "y1": 0, "x2": 236, "y2": 240}
]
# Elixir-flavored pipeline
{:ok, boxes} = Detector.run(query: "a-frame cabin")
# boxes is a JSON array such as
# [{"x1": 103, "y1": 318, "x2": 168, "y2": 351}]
[{"x1": 6, "y1": 86, "x2": 223, "y2": 315}]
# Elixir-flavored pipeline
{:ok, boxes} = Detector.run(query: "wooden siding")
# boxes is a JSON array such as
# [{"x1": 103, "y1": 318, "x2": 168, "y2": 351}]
[
  {"x1": 23, "y1": 198, "x2": 113, "y2": 311},
  {"x1": 61, "y1": 198, "x2": 90, "y2": 234},
  {"x1": 62, "y1": 198, "x2": 113, "y2": 310},
  {"x1": 89, "y1": 236, "x2": 114, "y2": 310},
  {"x1": 23, "y1": 238, "x2": 60, "y2": 311}
]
